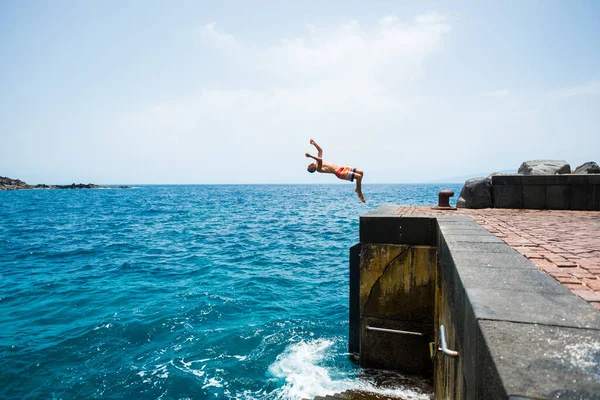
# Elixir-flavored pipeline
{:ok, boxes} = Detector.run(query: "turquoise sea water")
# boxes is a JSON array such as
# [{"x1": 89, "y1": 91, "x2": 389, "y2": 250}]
[{"x1": 0, "y1": 184, "x2": 461, "y2": 399}]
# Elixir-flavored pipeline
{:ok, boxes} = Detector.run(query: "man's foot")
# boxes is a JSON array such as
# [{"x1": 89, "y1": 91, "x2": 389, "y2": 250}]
[{"x1": 355, "y1": 189, "x2": 366, "y2": 203}]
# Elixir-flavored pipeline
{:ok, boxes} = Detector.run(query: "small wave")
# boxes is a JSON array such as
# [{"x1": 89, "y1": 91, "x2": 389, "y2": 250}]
[
  {"x1": 171, "y1": 359, "x2": 207, "y2": 378},
  {"x1": 268, "y1": 338, "x2": 346, "y2": 399},
  {"x1": 267, "y1": 338, "x2": 431, "y2": 400},
  {"x1": 202, "y1": 377, "x2": 223, "y2": 389},
  {"x1": 93, "y1": 323, "x2": 112, "y2": 331}
]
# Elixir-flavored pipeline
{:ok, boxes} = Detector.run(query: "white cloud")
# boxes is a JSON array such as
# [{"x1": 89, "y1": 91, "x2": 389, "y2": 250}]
[
  {"x1": 262, "y1": 14, "x2": 450, "y2": 84},
  {"x1": 201, "y1": 14, "x2": 451, "y2": 86},
  {"x1": 110, "y1": 14, "x2": 454, "y2": 183},
  {"x1": 200, "y1": 22, "x2": 237, "y2": 46},
  {"x1": 109, "y1": 14, "x2": 599, "y2": 184}
]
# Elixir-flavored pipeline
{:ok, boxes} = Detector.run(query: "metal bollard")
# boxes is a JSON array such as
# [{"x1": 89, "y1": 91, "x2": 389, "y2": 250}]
[{"x1": 432, "y1": 190, "x2": 456, "y2": 210}]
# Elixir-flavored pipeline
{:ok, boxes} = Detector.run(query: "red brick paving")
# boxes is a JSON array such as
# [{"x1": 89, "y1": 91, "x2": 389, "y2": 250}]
[{"x1": 393, "y1": 207, "x2": 600, "y2": 310}]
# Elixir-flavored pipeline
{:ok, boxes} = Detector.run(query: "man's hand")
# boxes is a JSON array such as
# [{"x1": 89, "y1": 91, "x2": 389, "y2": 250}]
[
  {"x1": 310, "y1": 138, "x2": 315, "y2": 145},
  {"x1": 305, "y1": 152, "x2": 311, "y2": 157}
]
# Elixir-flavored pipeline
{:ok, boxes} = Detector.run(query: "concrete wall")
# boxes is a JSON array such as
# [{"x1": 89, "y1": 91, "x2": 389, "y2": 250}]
[
  {"x1": 352, "y1": 206, "x2": 438, "y2": 375},
  {"x1": 350, "y1": 206, "x2": 600, "y2": 398},
  {"x1": 359, "y1": 244, "x2": 436, "y2": 374},
  {"x1": 492, "y1": 174, "x2": 600, "y2": 210}
]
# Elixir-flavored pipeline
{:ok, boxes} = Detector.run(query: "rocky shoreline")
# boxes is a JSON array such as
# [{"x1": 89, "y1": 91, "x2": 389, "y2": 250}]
[{"x1": 0, "y1": 176, "x2": 129, "y2": 191}]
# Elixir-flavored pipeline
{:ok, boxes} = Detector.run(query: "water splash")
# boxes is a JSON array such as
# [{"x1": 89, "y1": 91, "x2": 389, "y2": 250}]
[{"x1": 267, "y1": 338, "x2": 431, "y2": 400}]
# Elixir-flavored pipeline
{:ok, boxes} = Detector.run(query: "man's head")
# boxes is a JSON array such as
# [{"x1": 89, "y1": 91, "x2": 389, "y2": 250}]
[{"x1": 307, "y1": 163, "x2": 317, "y2": 173}]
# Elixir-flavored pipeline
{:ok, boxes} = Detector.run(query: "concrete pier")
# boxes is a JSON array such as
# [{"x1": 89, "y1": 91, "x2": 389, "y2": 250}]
[{"x1": 349, "y1": 206, "x2": 600, "y2": 399}]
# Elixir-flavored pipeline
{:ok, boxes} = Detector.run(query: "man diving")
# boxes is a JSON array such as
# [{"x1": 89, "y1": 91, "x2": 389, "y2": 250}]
[{"x1": 305, "y1": 138, "x2": 366, "y2": 203}]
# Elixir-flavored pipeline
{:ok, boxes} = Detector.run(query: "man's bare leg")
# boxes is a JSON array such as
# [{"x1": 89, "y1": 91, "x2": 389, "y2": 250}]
[{"x1": 354, "y1": 171, "x2": 366, "y2": 202}]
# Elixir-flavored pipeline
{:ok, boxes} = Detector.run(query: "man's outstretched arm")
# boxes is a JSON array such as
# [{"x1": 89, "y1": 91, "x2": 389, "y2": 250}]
[
  {"x1": 310, "y1": 138, "x2": 323, "y2": 158},
  {"x1": 305, "y1": 153, "x2": 323, "y2": 170}
]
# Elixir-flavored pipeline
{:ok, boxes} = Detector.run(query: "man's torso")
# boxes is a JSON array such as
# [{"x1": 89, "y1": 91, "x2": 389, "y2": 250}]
[{"x1": 319, "y1": 161, "x2": 341, "y2": 174}]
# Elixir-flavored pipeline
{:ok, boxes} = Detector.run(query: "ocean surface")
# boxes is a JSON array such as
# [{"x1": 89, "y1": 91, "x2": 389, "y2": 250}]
[{"x1": 0, "y1": 184, "x2": 461, "y2": 400}]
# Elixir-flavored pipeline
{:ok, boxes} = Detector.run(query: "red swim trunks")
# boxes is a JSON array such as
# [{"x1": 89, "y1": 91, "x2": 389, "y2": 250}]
[{"x1": 336, "y1": 166, "x2": 357, "y2": 182}]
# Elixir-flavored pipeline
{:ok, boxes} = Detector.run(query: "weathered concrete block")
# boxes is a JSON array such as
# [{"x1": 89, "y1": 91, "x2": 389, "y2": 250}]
[
  {"x1": 566, "y1": 174, "x2": 590, "y2": 185},
  {"x1": 434, "y1": 303, "x2": 468, "y2": 399},
  {"x1": 491, "y1": 174, "x2": 522, "y2": 186},
  {"x1": 474, "y1": 321, "x2": 507, "y2": 400},
  {"x1": 589, "y1": 175, "x2": 600, "y2": 185},
  {"x1": 546, "y1": 185, "x2": 570, "y2": 210},
  {"x1": 478, "y1": 321, "x2": 600, "y2": 399},
  {"x1": 522, "y1": 184, "x2": 546, "y2": 209},
  {"x1": 437, "y1": 225, "x2": 489, "y2": 236},
  {"x1": 570, "y1": 184, "x2": 594, "y2": 211},
  {"x1": 461, "y1": 300, "x2": 478, "y2": 400},
  {"x1": 443, "y1": 234, "x2": 503, "y2": 244},
  {"x1": 359, "y1": 243, "x2": 437, "y2": 375},
  {"x1": 492, "y1": 185, "x2": 523, "y2": 208},
  {"x1": 361, "y1": 317, "x2": 433, "y2": 375},
  {"x1": 360, "y1": 244, "x2": 436, "y2": 322},
  {"x1": 521, "y1": 175, "x2": 550, "y2": 185},
  {"x1": 466, "y1": 288, "x2": 600, "y2": 328},
  {"x1": 442, "y1": 239, "x2": 515, "y2": 254},
  {"x1": 349, "y1": 244, "x2": 361, "y2": 354},
  {"x1": 440, "y1": 249, "x2": 535, "y2": 269},
  {"x1": 360, "y1": 216, "x2": 436, "y2": 245},
  {"x1": 458, "y1": 266, "x2": 568, "y2": 295}
]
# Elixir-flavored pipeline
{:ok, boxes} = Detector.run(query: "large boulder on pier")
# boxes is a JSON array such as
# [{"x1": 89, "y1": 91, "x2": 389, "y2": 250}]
[
  {"x1": 518, "y1": 160, "x2": 570, "y2": 175},
  {"x1": 573, "y1": 161, "x2": 600, "y2": 174},
  {"x1": 456, "y1": 177, "x2": 493, "y2": 209},
  {"x1": 0, "y1": 176, "x2": 30, "y2": 190}
]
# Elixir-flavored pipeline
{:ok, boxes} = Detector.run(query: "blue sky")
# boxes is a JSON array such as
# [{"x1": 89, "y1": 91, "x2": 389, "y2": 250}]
[{"x1": 1, "y1": 0, "x2": 599, "y2": 184}]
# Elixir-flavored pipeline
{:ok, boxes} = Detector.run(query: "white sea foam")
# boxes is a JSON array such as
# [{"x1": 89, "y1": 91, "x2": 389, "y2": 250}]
[
  {"x1": 151, "y1": 363, "x2": 169, "y2": 379},
  {"x1": 191, "y1": 368, "x2": 206, "y2": 378},
  {"x1": 268, "y1": 338, "x2": 342, "y2": 399},
  {"x1": 267, "y1": 338, "x2": 431, "y2": 400},
  {"x1": 202, "y1": 377, "x2": 223, "y2": 389},
  {"x1": 172, "y1": 359, "x2": 207, "y2": 378}
]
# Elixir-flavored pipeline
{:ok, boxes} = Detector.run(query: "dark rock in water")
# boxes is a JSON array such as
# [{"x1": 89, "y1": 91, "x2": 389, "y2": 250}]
[
  {"x1": 573, "y1": 161, "x2": 600, "y2": 174},
  {"x1": 518, "y1": 160, "x2": 570, "y2": 175},
  {"x1": 55, "y1": 183, "x2": 102, "y2": 189},
  {"x1": 457, "y1": 177, "x2": 493, "y2": 209},
  {"x1": 1, "y1": 176, "x2": 130, "y2": 190},
  {"x1": 0, "y1": 176, "x2": 31, "y2": 190}
]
